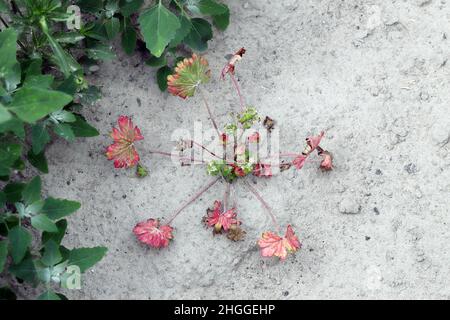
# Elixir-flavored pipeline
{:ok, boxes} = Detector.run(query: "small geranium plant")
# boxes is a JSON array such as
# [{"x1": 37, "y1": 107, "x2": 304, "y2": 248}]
[{"x1": 107, "y1": 49, "x2": 333, "y2": 261}]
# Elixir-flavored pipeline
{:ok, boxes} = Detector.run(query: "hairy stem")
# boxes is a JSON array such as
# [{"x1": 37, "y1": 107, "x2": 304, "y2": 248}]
[
  {"x1": 165, "y1": 178, "x2": 220, "y2": 224},
  {"x1": 149, "y1": 150, "x2": 206, "y2": 164},
  {"x1": 198, "y1": 88, "x2": 221, "y2": 140},
  {"x1": 230, "y1": 73, "x2": 245, "y2": 112},
  {"x1": 242, "y1": 180, "x2": 280, "y2": 232},
  {"x1": 190, "y1": 140, "x2": 222, "y2": 160},
  {"x1": 223, "y1": 182, "x2": 230, "y2": 211}
]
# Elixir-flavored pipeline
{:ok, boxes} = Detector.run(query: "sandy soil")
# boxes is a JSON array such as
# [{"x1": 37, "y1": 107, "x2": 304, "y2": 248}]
[{"x1": 41, "y1": 0, "x2": 450, "y2": 299}]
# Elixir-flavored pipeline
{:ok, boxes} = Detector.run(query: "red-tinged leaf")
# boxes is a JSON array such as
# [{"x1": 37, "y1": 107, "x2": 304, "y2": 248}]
[
  {"x1": 248, "y1": 132, "x2": 260, "y2": 143},
  {"x1": 253, "y1": 163, "x2": 272, "y2": 177},
  {"x1": 133, "y1": 218, "x2": 173, "y2": 248},
  {"x1": 319, "y1": 150, "x2": 333, "y2": 171},
  {"x1": 303, "y1": 131, "x2": 324, "y2": 155},
  {"x1": 106, "y1": 116, "x2": 143, "y2": 168},
  {"x1": 257, "y1": 225, "x2": 301, "y2": 260},
  {"x1": 204, "y1": 200, "x2": 240, "y2": 233},
  {"x1": 167, "y1": 54, "x2": 210, "y2": 99},
  {"x1": 221, "y1": 47, "x2": 246, "y2": 79}
]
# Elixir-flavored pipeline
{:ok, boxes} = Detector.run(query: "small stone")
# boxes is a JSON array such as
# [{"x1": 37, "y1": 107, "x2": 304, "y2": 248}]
[
  {"x1": 375, "y1": 169, "x2": 382, "y2": 175},
  {"x1": 373, "y1": 207, "x2": 380, "y2": 215},
  {"x1": 404, "y1": 163, "x2": 418, "y2": 174},
  {"x1": 365, "y1": 236, "x2": 371, "y2": 241},
  {"x1": 283, "y1": 291, "x2": 289, "y2": 296},
  {"x1": 339, "y1": 197, "x2": 361, "y2": 214}
]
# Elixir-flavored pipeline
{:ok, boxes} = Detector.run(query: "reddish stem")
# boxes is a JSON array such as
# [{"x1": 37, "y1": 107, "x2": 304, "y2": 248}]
[
  {"x1": 149, "y1": 150, "x2": 206, "y2": 164},
  {"x1": 242, "y1": 180, "x2": 280, "y2": 232},
  {"x1": 223, "y1": 182, "x2": 230, "y2": 211},
  {"x1": 230, "y1": 73, "x2": 245, "y2": 112},
  {"x1": 165, "y1": 177, "x2": 220, "y2": 224},
  {"x1": 190, "y1": 140, "x2": 222, "y2": 160},
  {"x1": 198, "y1": 88, "x2": 221, "y2": 140}
]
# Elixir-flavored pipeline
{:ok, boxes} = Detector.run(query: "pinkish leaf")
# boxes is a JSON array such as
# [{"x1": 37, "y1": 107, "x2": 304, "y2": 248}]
[
  {"x1": 257, "y1": 225, "x2": 301, "y2": 260},
  {"x1": 221, "y1": 48, "x2": 246, "y2": 79},
  {"x1": 319, "y1": 150, "x2": 333, "y2": 171},
  {"x1": 205, "y1": 200, "x2": 240, "y2": 233},
  {"x1": 106, "y1": 116, "x2": 143, "y2": 168},
  {"x1": 253, "y1": 163, "x2": 272, "y2": 177},
  {"x1": 133, "y1": 218, "x2": 173, "y2": 248},
  {"x1": 304, "y1": 131, "x2": 324, "y2": 155}
]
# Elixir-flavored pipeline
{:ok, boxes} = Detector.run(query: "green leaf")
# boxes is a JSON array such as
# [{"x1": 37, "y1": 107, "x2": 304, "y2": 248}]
[
  {"x1": 37, "y1": 290, "x2": 61, "y2": 300},
  {"x1": 156, "y1": 66, "x2": 172, "y2": 91},
  {"x1": 0, "y1": 143, "x2": 21, "y2": 177},
  {"x1": 212, "y1": 6, "x2": 230, "y2": 30},
  {"x1": 86, "y1": 43, "x2": 116, "y2": 60},
  {"x1": 0, "y1": 0, "x2": 9, "y2": 13},
  {"x1": 8, "y1": 87, "x2": 73, "y2": 123},
  {"x1": 27, "y1": 150, "x2": 49, "y2": 174},
  {"x1": 23, "y1": 75, "x2": 54, "y2": 89},
  {"x1": 0, "y1": 103, "x2": 12, "y2": 124},
  {"x1": 146, "y1": 55, "x2": 167, "y2": 68},
  {"x1": 9, "y1": 256, "x2": 36, "y2": 282},
  {"x1": 0, "y1": 191, "x2": 5, "y2": 207},
  {"x1": 169, "y1": 15, "x2": 192, "y2": 48},
  {"x1": 41, "y1": 240, "x2": 62, "y2": 266},
  {"x1": 138, "y1": 3, "x2": 181, "y2": 57},
  {"x1": 8, "y1": 226, "x2": 31, "y2": 264},
  {"x1": 77, "y1": 0, "x2": 104, "y2": 14},
  {"x1": 31, "y1": 124, "x2": 51, "y2": 154},
  {"x1": 3, "y1": 182, "x2": 25, "y2": 203},
  {"x1": 22, "y1": 176, "x2": 41, "y2": 205},
  {"x1": 122, "y1": 22, "x2": 137, "y2": 55},
  {"x1": 51, "y1": 110, "x2": 76, "y2": 123},
  {"x1": 0, "y1": 116, "x2": 25, "y2": 139},
  {"x1": 0, "y1": 240, "x2": 7, "y2": 273},
  {"x1": 0, "y1": 28, "x2": 20, "y2": 90},
  {"x1": 78, "y1": 86, "x2": 102, "y2": 106},
  {"x1": 41, "y1": 21, "x2": 81, "y2": 78},
  {"x1": 120, "y1": 0, "x2": 144, "y2": 16},
  {"x1": 197, "y1": 0, "x2": 228, "y2": 15},
  {"x1": 41, "y1": 198, "x2": 81, "y2": 220},
  {"x1": 54, "y1": 32, "x2": 85, "y2": 44},
  {"x1": 53, "y1": 122, "x2": 75, "y2": 142},
  {"x1": 31, "y1": 214, "x2": 58, "y2": 232},
  {"x1": 68, "y1": 246, "x2": 107, "y2": 272},
  {"x1": 105, "y1": 17, "x2": 121, "y2": 40},
  {"x1": 42, "y1": 219, "x2": 67, "y2": 245},
  {"x1": 183, "y1": 18, "x2": 213, "y2": 51},
  {"x1": 69, "y1": 115, "x2": 99, "y2": 137}
]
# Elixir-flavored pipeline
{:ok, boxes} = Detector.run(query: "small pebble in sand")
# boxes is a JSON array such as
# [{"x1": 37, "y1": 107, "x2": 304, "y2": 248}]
[{"x1": 339, "y1": 197, "x2": 361, "y2": 214}]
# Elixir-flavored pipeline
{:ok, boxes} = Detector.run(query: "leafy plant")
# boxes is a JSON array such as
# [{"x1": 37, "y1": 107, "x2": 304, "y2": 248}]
[
  {"x1": 107, "y1": 50, "x2": 334, "y2": 261},
  {"x1": 0, "y1": 176, "x2": 107, "y2": 299}
]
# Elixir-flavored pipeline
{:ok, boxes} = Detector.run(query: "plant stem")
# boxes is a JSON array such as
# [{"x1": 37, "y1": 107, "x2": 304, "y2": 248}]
[
  {"x1": 149, "y1": 150, "x2": 206, "y2": 164},
  {"x1": 223, "y1": 182, "x2": 230, "y2": 211},
  {"x1": 190, "y1": 140, "x2": 222, "y2": 160},
  {"x1": 198, "y1": 88, "x2": 222, "y2": 140},
  {"x1": 230, "y1": 73, "x2": 245, "y2": 112},
  {"x1": 242, "y1": 180, "x2": 280, "y2": 232},
  {"x1": 165, "y1": 177, "x2": 220, "y2": 224}
]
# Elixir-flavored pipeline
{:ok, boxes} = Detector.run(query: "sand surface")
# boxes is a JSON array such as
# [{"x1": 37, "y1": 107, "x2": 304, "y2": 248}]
[{"x1": 40, "y1": 0, "x2": 450, "y2": 299}]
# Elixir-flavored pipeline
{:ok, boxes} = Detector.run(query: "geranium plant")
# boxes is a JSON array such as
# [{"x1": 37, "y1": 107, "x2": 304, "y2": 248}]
[{"x1": 122, "y1": 49, "x2": 333, "y2": 261}]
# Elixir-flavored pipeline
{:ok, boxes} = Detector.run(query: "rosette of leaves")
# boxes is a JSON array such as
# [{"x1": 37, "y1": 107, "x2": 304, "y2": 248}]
[{"x1": 0, "y1": 176, "x2": 107, "y2": 300}]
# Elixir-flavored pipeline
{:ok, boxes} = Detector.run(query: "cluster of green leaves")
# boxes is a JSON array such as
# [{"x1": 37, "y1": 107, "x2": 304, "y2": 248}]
[
  {"x1": 207, "y1": 159, "x2": 254, "y2": 183},
  {"x1": 138, "y1": 0, "x2": 230, "y2": 91},
  {"x1": 0, "y1": 176, "x2": 107, "y2": 300},
  {"x1": 1, "y1": 0, "x2": 105, "y2": 299}
]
